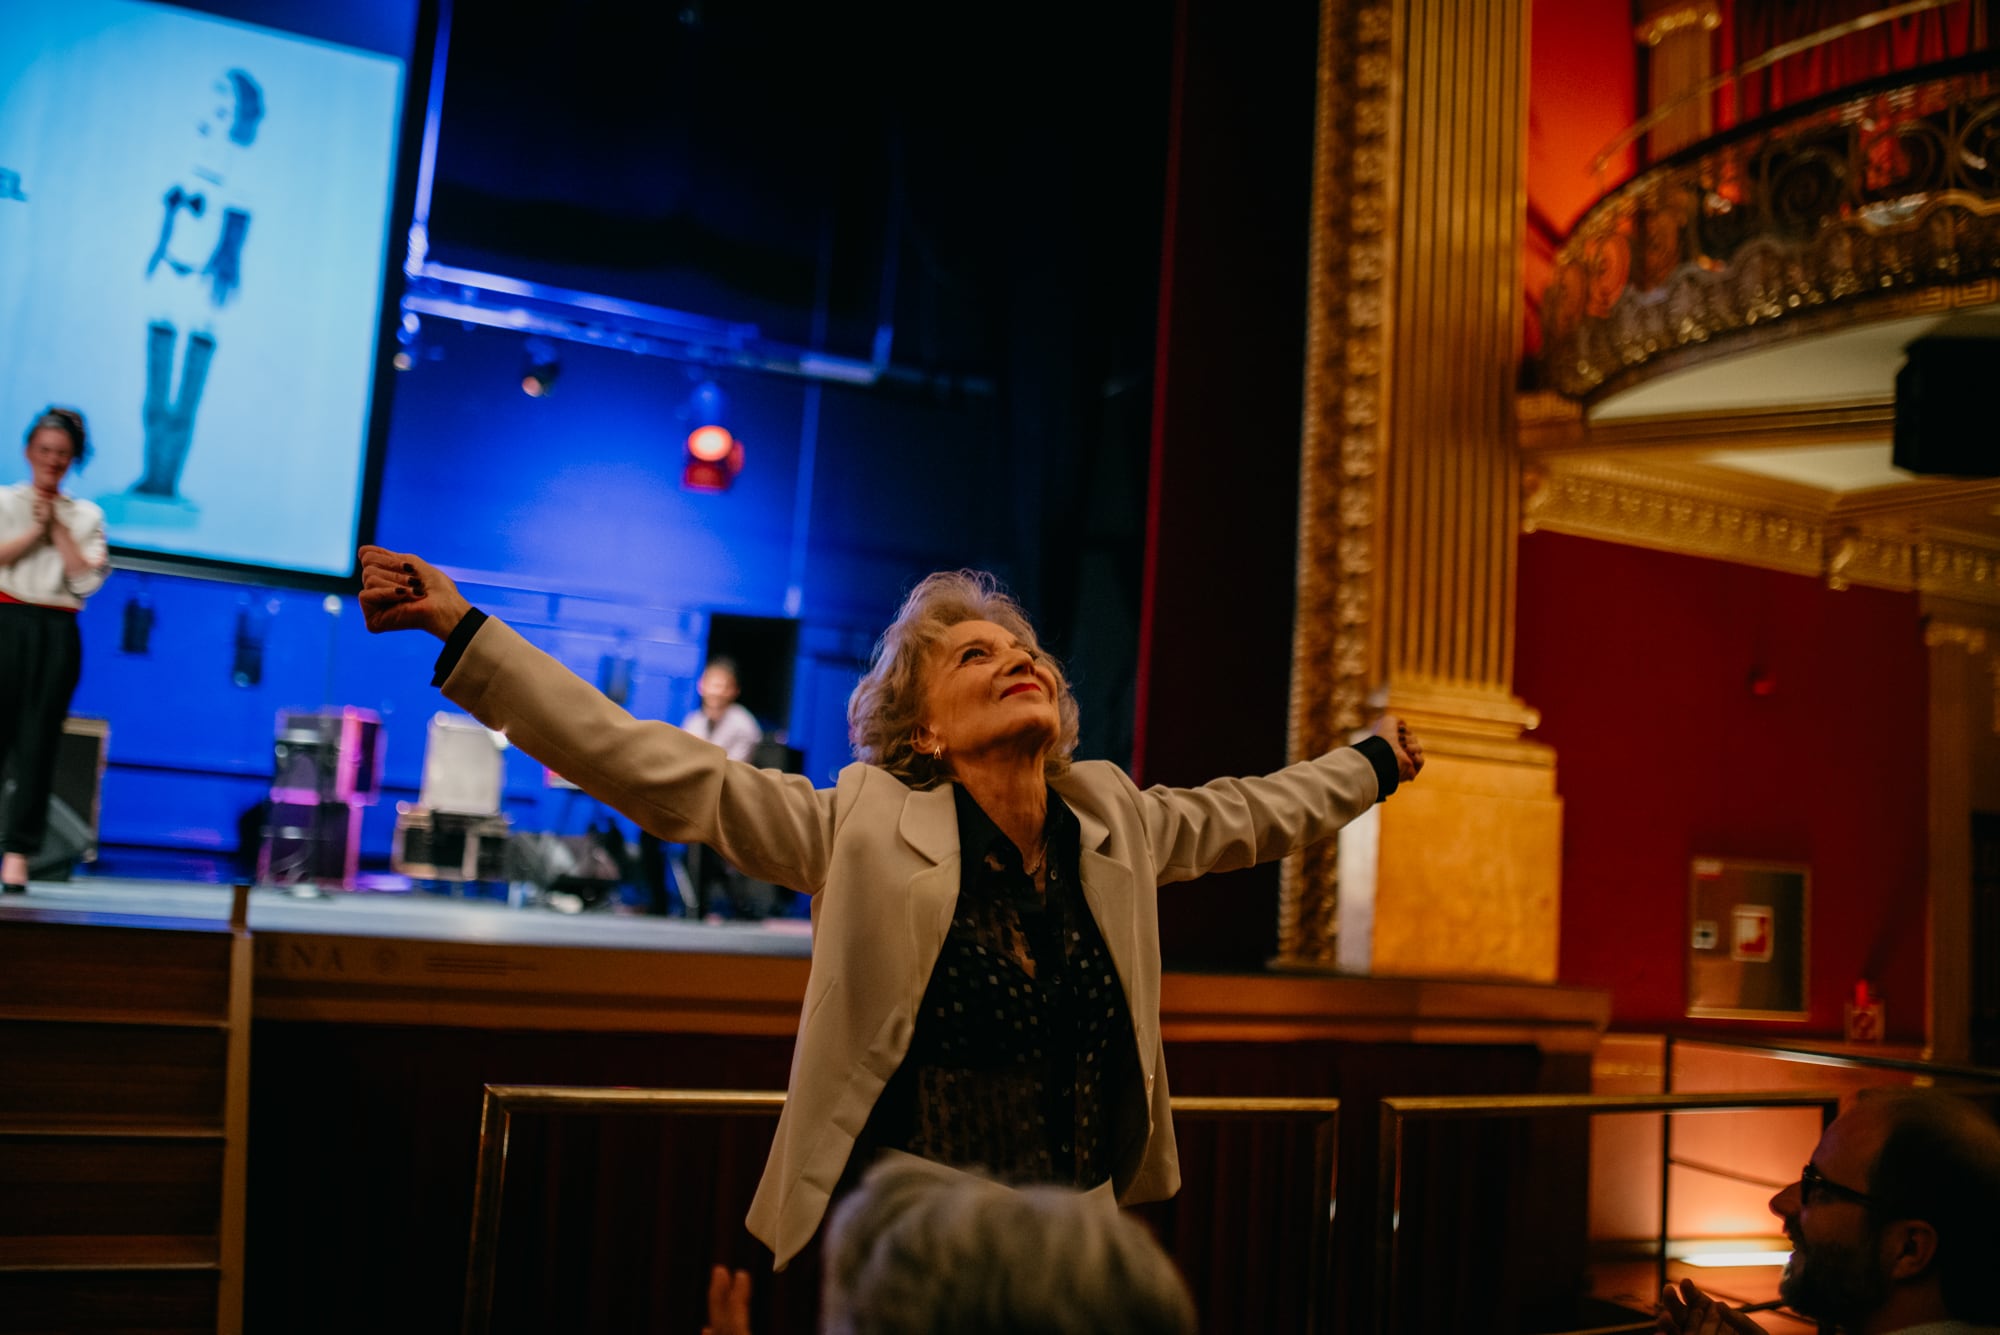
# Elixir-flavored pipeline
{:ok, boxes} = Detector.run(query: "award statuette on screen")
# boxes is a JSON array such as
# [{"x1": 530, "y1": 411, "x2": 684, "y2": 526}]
[{"x1": 99, "y1": 67, "x2": 262, "y2": 531}]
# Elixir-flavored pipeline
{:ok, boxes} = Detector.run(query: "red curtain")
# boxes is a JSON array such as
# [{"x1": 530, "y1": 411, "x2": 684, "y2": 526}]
[{"x1": 1722, "y1": 0, "x2": 1988, "y2": 121}]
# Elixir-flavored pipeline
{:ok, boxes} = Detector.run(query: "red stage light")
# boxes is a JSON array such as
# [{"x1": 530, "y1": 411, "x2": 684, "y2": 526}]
[
  {"x1": 683, "y1": 432, "x2": 744, "y2": 493},
  {"x1": 687, "y1": 424, "x2": 734, "y2": 462}
]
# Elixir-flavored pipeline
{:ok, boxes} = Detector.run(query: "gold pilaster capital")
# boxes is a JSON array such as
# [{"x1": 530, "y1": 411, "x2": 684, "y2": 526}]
[
  {"x1": 1925, "y1": 621, "x2": 1991, "y2": 655},
  {"x1": 1635, "y1": 2, "x2": 1720, "y2": 48},
  {"x1": 1378, "y1": 679, "x2": 1556, "y2": 768}
]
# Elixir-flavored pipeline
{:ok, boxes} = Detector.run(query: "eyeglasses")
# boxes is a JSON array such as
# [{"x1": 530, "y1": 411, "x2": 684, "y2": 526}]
[{"x1": 1799, "y1": 1162, "x2": 1877, "y2": 1209}]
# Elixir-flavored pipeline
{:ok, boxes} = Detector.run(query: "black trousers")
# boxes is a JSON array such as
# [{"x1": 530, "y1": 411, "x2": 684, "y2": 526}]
[{"x1": 0, "y1": 602, "x2": 84, "y2": 857}]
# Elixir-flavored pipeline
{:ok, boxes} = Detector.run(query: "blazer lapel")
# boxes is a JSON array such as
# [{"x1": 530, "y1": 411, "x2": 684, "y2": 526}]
[
  {"x1": 899, "y1": 783, "x2": 962, "y2": 982},
  {"x1": 1068, "y1": 795, "x2": 1141, "y2": 1005}
]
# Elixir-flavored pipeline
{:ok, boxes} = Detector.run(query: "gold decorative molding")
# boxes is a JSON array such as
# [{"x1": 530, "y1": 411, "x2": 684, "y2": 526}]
[
  {"x1": 1925, "y1": 621, "x2": 1991, "y2": 654},
  {"x1": 1522, "y1": 463, "x2": 1824, "y2": 576},
  {"x1": 1571, "y1": 275, "x2": 2000, "y2": 408},
  {"x1": 1636, "y1": 2, "x2": 1720, "y2": 48},
  {"x1": 1283, "y1": 0, "x2": 1400, "y2": 966},
  {"x1": 1523, "y1": 456, "x2": 2000, "y2": 605},
  {"x1": 1518, "y1": 398, "x2": 1899, "y2": 455}
]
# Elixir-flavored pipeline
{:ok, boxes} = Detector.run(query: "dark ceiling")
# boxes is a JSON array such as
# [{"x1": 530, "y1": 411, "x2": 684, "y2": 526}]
[{"x1": 426, "y1": 0, "x2": 1175, "y2": 383}]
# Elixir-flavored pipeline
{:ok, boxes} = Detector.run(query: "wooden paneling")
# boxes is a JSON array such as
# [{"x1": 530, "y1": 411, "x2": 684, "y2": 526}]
[
  {"x1": 0, "y1": 1271, "x2": 216, "y2": 1334},
  {"x1": 0, "y1": 1023, "x2": 225, "y2": 1126},
  {"x1": 0, "y1": 922, "x2": 231, "y2": 1024},
  {"x1": 241, "y1": 1015, "x2": 1593, "y2": 1335},
  {"x1": 0, "y1": 1139, "x2": 225, "y2": 1238},
  {"x1": 0, "y1": 908, "x2": 251, "y2": 1334}
]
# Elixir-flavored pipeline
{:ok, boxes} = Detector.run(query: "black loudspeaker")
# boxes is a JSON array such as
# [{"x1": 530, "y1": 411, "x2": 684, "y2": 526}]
[
  {"x1": 4, "y1": 718, "x2": 109, "y2": 878},
  {"x1": 751, "y1": 740, "x2": 805, "y2": 773},
  {"x1": 1893, "y1": 332, "x2": 2000, "y2": 477},
  {"x1": 705, "y1": 613, "x2": 800, "y2": 735}
]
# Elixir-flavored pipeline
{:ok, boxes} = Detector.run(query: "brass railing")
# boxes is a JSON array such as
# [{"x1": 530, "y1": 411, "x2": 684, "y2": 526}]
[
  {"x1": 1375, "y1": 1090, "x2": 1842, "y2": 1335},
  {"x1": 461, "y1": 1084, "x2": 1340, "y2": 1335},
  {"x1": 1664, "y1": 1032, "x2": 2000, "y2": 1088},
  {"x1": 1541, "y1": 54, "x2": 2000, "y2": 400}
]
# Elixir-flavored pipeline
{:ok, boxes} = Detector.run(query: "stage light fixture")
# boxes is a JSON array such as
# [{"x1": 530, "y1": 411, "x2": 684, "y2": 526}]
[
  {"x1": 681, "y1": 379, "x2": 743, "y2": 492},
  {"x1": 393, "y1": 312, "x2": 421, "y2": 372},
  {"x1": 231, "y1": 596, "x2": 266, "y2": 688},
  {"x1": 120, "y1": 592, "x2": 155, "y2": 655},
  {"x1": 521, "y1": 336, "x2": 562, "y2": 397}
]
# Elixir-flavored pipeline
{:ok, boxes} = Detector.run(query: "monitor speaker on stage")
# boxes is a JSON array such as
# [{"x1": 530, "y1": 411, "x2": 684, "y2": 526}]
[
  {"x1": 272, "y1": 708, "x2": 383, "y2": 805},
  {"x1": 263, "y1": 708, "x2": 380, "y2": 888},
  {"x1": 260, "y1": 801, "x2": 359, "y2": 886},
  {"x1": 1894, "y1": 326, "x2": 2000, "y2": 477}
]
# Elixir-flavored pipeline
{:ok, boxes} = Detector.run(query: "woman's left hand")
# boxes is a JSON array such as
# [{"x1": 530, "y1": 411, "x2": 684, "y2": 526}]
[{"x1": 1369, "y1": 714, "x2": 1424, "y2": 783}]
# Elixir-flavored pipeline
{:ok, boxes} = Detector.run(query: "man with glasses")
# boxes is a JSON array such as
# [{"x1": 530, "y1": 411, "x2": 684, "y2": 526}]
[{"x1": 1658, "y1": 1088, "x2": 2000, "y2": 1334}]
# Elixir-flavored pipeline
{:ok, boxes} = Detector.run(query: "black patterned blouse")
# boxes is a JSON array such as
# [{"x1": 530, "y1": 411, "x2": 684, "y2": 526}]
[{"x1": 856, "y1": 785, "x2": 1140, "y2": 1188}]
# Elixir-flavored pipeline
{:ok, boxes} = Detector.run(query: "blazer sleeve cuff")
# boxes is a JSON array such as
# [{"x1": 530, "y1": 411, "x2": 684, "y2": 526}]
[
  {"x1": 431, "y1": 607, "x2": 490, "y2": 687},
  {"x1": 1352, "y1": 735, "x2": 1399, "y2": 801}
]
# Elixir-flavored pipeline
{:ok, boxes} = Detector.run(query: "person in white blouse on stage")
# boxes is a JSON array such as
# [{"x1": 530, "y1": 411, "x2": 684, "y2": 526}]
[
  {"x1": 0, "y1": 408, "x2": 110, "y2": 892},
  {"x1": 681, "y1": 658, "x2": 762, "y2": 762},
  {"x1": 680, "y1": 657, "x2": 765, "y2": 917}
]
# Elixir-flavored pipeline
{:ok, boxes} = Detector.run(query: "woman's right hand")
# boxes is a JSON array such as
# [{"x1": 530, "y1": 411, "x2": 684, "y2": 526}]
[
  {"x1": 1368, "y1": 713, "x2": 1424, "y2": 784},
  {"x1": 357, "y1": 545, "x2": 471, "y2": 640}
]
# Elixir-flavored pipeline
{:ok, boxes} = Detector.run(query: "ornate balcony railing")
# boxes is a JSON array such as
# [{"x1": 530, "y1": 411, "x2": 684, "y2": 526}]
[{"x1": 1541, "y1": 55, "x2": 2000, "y2": 400}]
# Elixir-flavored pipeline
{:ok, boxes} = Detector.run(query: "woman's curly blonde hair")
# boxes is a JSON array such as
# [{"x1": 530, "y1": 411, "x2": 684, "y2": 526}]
[{"x1": 848, "y1": 570, "x2": 1080, "y2": 789}]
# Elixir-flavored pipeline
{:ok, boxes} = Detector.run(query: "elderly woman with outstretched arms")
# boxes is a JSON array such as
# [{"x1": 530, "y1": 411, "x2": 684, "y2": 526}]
[{"x1": 357, "y1": 544, "x2": 1422, "y2": 1268}]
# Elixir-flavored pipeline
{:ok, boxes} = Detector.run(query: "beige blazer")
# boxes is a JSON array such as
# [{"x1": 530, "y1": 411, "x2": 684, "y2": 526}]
[{"x1": 443, "y1": 617, "x2": 1382, "y2": 1267}]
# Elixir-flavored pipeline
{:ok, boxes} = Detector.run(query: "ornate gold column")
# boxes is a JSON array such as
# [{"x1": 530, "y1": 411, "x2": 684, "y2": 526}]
[{"x1": 1284, "y1": 0, "x2": 1563, "y2": 980}]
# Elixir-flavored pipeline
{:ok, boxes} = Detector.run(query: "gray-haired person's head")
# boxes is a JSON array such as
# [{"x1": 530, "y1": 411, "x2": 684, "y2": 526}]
[
  {"x1": 822, "y1": 1158, "x2": 1196, "y2": 1335},
  {"x1": 847, "y1": 570, "x2": 1080, "y2": 789}
]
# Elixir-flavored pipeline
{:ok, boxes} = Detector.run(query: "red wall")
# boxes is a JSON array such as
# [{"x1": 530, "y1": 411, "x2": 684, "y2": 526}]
[
  {"x1": 1526, "y1": 0, "x2": 1638, "y2": 234},
  {"x1": 1515, "y1": 532, "x2": 1930, "y2": 1040},
  {"x1": 1525, "y1": 0, "x2": 1640, "y2": 351}
]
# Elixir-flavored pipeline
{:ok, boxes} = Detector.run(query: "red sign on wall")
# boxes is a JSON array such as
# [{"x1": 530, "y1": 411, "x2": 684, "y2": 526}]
[{"x1": 1731, "y1": 905, "x2": 1773, "y2": 963}]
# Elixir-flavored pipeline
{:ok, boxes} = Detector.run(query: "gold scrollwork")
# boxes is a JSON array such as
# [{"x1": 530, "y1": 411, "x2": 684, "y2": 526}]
[{"x1": 1543, "y1": 71, "x2": 2000, "y2": 401}]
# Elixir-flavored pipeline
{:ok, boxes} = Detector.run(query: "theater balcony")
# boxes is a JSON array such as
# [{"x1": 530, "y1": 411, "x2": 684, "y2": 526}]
[{"x1": 1525, "y1": 18, "x2": 2000, "y2": 611}]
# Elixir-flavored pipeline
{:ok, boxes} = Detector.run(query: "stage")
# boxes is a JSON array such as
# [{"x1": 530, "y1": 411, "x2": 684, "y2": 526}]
[{"x1": 0, "y1": 872, "x2": 1607, "y2": 1044}]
